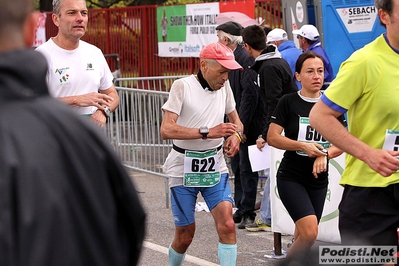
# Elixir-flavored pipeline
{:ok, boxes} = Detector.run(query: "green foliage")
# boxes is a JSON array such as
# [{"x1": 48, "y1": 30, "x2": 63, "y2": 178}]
[
  {"x1": 32, "y1": 0, "x2": 220, "y2": 9},
  {"x1": 34, "y1": 0, "x2": 39, "y2": 9},
  {"x1": 86, "y1": 0, "x2": 118, "y2": 8},
  {"x1": 86, "y1": 0, "x2": 166, "y2": 7},
  {"x1": 163, "y1": 0, "x2": 217, "y2": 5},
  {"x1": 86, "y1": 0, "x2": 220, "y2": 8}
]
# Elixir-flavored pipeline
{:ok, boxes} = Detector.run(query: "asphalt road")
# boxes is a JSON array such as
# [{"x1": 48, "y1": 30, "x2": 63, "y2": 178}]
[{"x1": 129, "y1": 170, "x2": 295, "y2": 266}]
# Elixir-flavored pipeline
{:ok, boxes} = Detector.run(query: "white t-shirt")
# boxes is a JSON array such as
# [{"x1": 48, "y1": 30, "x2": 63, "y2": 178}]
[
  {"x1": 162, "y1": 75, "x2": 236, "y2": 185},
  {"x1": 36, "y1": 39, "x2": 114, "y2": 115}
]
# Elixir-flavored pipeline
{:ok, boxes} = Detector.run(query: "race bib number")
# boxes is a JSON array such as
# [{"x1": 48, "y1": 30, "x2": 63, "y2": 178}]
[
  {"x1": 383, "y1": 129, "x2": 399, "y2": 151},
  {"x1": 183, "y1": 149, "x2": 221, "y2": 187},
  {"x1": 297, "y1": 117, "x2": 330, "y2": 156}
]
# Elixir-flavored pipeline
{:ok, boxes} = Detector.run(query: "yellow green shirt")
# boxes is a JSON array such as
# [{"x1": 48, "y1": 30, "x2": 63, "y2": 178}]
[{"x1": 322, "y1": 34, "x2": 399, "y2": 187}]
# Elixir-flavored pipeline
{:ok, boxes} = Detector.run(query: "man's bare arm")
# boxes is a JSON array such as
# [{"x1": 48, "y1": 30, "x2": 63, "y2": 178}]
[
  {"x1": 57, "y1": 84, "x2": 118, "y2": 110},
  {"x1": 160, "y1": 110, "x2": 237, "y2": 140}
]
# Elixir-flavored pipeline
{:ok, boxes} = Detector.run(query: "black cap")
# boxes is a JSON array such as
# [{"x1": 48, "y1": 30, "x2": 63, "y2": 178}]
[{"x1": 216, "y1": 21, "x2": 244, "y2": 36}]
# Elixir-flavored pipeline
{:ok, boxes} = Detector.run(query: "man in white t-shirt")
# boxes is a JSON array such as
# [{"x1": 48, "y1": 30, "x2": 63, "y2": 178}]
[
  {"x1": 161, "y1": 42, "x2": 244, "y2": 266},
  {"x1": 36, "y1": 0, "x2": 119, "y2": 127}
]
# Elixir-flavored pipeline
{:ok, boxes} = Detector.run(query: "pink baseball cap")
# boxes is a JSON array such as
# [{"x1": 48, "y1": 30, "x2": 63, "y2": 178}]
[{"x1": 199, "y1": 43, "x2": 243, "y2": 70}]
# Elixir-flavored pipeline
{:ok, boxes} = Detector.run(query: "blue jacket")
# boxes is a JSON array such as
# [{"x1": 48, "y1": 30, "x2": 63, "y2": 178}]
[
  {"x1": 278, "y1": 40, "x2": 303, "y2": 89},
  {"x1": 307, "y1": 40, "x2": 334, "y2": 84},
  {"x1": 278, "y1": 40, "x2": 302, "y2": 77}
]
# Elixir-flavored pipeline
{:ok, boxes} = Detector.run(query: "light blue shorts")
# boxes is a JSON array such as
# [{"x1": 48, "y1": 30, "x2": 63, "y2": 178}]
[{"x1": 170, "y1": 173, "x2": 233, "y2": 226}]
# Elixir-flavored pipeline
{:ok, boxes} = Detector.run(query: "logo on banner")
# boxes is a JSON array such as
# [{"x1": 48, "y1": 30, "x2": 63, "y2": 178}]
[
  {"x1": 169, "y1": 43, "x2": 184, "y2": 54},
  {"x1": 336, "y1": 6, "x2": 378, "y2": 33}
]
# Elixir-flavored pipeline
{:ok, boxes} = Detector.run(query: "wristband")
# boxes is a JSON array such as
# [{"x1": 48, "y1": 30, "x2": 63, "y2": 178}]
[
  {"x1": 236, "y1": 130, "x2": 245, "y2": 143},
  {"x1": 234, "y1": 132, "x2": 243, "y2": 143}
]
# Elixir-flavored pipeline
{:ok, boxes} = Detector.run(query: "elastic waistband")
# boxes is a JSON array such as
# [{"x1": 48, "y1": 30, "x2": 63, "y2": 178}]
[{"x1": 172, "y1": 144, "x2": 222, "y2": 154}]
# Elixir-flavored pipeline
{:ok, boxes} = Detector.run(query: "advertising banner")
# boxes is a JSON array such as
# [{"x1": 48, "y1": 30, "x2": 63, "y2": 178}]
[{"x1": 156, "y1": 1, "x2": 255, "y2": 57}]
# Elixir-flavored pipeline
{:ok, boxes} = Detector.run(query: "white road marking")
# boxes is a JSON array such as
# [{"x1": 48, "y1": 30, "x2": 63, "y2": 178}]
[{"x1": 143, "y1": 241, "x2": 220, "y2": 266}]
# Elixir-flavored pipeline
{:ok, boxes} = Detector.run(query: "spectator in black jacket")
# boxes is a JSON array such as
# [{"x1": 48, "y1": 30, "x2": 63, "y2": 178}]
[
  {"x1": 216, "y1": 22, "x2": 268, "y2": 229},
  {"x1": 0, "y1": 0, "x2": 146, "y2": 265},
  {"x1": 241, "y1": 25, "x2": 298, "y2": 232},
  {"x1": 241, "y1": 25, "x2": 298, "y2": 146}
]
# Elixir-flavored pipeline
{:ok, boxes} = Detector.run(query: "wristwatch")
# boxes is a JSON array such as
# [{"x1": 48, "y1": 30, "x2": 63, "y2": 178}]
[
  {"x1": 321, "y1": 148, "x2": 329, "y2": 159},
  {"x1": 199, "y1": 126, "x2": 209, "y2": 139},
  {"x1": 103, "y1": 106, "x2": 111, "y2": 117}
]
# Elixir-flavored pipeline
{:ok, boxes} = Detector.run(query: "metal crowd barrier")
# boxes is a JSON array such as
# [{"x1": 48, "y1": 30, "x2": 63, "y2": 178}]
[
  {"x1": 105, "y1": 76, "x2": 187, "y2": 208},
  {"x1": 115, "y1": 75, "x2": 186, "y2": 92}
]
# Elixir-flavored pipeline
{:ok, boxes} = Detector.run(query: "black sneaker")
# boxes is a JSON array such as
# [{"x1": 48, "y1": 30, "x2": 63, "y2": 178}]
[
  {"x1": 237, "y1": 216, "x2": 255, "y2": 229},
  {"x1": 233, "y1": 211, "x2": 242, "y2": 224}
]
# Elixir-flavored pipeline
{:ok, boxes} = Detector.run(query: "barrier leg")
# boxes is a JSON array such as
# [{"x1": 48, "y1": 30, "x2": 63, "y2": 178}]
[
  {"x1": 274, "y1": 232, "x2": 282, "y2": 255},
  {"x1": 165, "y1": 178, "x2": 169, "y2": 208}
]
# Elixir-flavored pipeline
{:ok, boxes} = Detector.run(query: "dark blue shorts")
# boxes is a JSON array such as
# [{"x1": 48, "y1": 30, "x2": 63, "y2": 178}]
[{"x1": 170, "y1": 173, "x2": 234, "y2": 226}]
